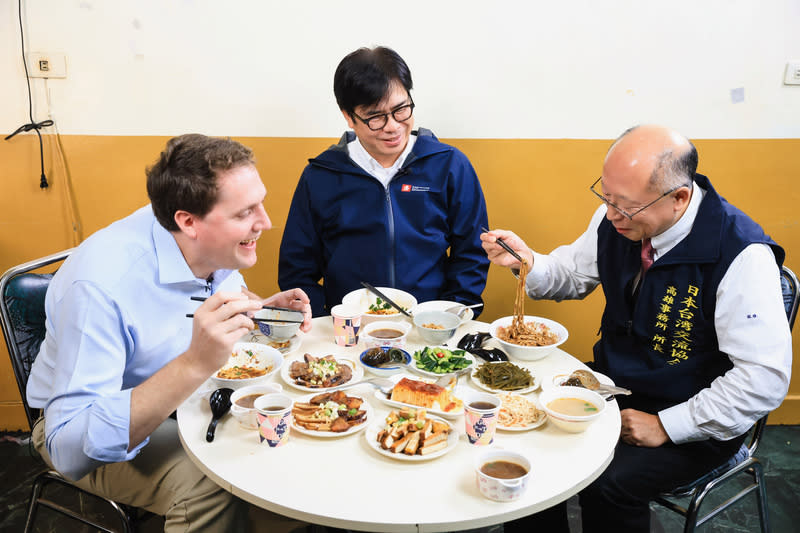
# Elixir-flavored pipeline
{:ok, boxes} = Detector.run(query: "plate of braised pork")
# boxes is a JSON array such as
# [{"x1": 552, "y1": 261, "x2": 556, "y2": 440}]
[
  {"x1": 291, "y1": 390, "x2": 372, "y2": 438},
  {"x1": 281, "y1": 353, "x2": 363, "y2": 392}
]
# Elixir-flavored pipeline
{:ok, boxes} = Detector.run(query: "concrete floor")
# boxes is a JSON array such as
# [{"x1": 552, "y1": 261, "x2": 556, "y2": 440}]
[{"x1": 1, "y1": 426, "x2": 797, "y2": 532}]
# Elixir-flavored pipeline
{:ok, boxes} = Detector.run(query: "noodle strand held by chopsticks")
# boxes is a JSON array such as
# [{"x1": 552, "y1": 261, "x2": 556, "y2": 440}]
[
  {"x1": 498, "y1": 259, "x2": 560, "y2": 346},
  {"x1": 511, "y1": 259, "x2": 529, "y2": 332}
]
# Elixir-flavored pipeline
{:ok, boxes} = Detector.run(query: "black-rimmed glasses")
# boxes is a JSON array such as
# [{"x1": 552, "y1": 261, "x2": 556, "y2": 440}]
[
  {"x1": 589, "y1": 176, "x2": 690, "y2": 220},
  {"x1": 351, "y1": 99, "x2": 415, "y2": 131}
]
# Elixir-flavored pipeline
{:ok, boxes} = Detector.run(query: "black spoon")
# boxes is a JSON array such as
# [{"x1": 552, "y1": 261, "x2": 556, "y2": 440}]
[{"x1": 206, "y1": 388, "x2": 234, "y2": 442}]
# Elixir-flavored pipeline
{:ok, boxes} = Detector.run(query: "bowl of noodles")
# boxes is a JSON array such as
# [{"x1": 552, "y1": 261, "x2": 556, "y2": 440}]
[
  {"x1": 211, "y1": 342, "x2": 283, "y2": 389},
  {"x1": 488, "y1": 315, "x2": 568, "y2": 361}
]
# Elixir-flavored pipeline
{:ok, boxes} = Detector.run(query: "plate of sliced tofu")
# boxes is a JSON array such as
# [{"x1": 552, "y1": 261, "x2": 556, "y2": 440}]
[{"x1": 365, "y1": 407, "x2": 458, "y2": 461}]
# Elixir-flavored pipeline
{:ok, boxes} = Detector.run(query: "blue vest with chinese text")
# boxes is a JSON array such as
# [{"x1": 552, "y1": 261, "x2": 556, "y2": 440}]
[{"x1": 593, "y1": 174, "x2": 784, "y2": 412}]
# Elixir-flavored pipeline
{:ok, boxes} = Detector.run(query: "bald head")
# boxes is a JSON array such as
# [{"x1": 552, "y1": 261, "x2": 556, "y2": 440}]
[{"x1": 606, "y1": 125, "x2": 697, "y2": 193}]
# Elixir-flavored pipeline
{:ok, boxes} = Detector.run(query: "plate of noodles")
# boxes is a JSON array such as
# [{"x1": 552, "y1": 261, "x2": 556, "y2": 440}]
[
  {"x1": 496, "y1": 392, "x2": 547, "y2": 431},
  {"x1": 211, "y1": 342, "x2": 283, "y2": 388},
  {"x1": 489, "y1": 315, "x2": 568, "y2": 361},
  {"x1": 489, "y1": 257, "x2": 567, "y2": 360}
]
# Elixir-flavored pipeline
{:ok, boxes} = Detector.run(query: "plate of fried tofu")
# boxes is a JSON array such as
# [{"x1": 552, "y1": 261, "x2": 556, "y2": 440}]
[{"x1": 365, "y1": 407, "x2": 457, "y2": 461}]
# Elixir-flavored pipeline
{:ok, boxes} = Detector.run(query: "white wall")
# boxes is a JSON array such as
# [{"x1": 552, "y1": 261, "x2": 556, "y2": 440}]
[{"x1": 1, "y1": 0, "x2": 798, "y2": 139}]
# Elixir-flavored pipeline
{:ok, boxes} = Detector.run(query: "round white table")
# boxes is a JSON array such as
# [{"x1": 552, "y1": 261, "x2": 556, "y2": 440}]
[{"x1": 177, "y1": 317, "x2": 621, "y2": 532}]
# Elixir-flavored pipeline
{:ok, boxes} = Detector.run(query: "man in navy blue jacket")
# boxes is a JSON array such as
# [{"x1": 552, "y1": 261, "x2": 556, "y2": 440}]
[
  {"x1": 483, "y1": 125, "x2": 791, "y2": 532},
  {"x1": 278, "y1": 46, "x2": 489, "y2": 317}
]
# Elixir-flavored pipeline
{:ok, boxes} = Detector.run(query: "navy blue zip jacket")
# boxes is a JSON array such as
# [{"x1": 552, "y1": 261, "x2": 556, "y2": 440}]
[
  {"x1": 278, "y1": 128, "x2": 489, "y2": 317},
  {"x1": 594, "y1": 173, "x2": 784, "y2": 413}
]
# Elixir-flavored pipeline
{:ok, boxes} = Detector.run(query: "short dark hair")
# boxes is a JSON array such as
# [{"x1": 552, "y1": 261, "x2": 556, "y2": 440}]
[
  {"x1": 333, "y1": 46, "x2": 413, "y2": 114},
  {"x1": 146, "y1": 134, "x2": 255, "y2": 232}
]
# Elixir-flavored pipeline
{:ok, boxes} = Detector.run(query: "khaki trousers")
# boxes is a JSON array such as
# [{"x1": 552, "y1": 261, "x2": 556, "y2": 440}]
[{"x1": 33, "y1": 418, "x2": 307, "y2": 533}]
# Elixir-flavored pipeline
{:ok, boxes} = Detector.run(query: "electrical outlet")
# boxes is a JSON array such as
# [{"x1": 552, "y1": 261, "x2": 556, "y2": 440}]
[
  {"x1": 785, "y1": 62, "x2": 800, "y2": 86},
  {"x1": 26, "y1": 52, "x2": 67, "y2": 78}
]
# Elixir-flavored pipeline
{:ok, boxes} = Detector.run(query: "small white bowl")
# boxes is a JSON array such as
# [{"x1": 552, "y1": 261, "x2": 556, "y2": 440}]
[
  {"x1": 359, "y1": 346, "x2": 411, "y2": 376},
  {"x1": 229, "y1": 383, "x2": 283, "y2": 429},
  {"x1": 475, "y1": 449, "x2": 532, "y2": 502},
  {"x1": 341, "y1": 287, "x2": 417, "y2": 325},
  {"x1": 411, "y1": 300, "x2": 475, "y2": 325},
  {"x1": 488, "y1": 315, "x2": 568, "y2": 361},
  {"x1": 413, "y1": 311, "x2": 461, "y2": 345},
  {"x1": 211, "y1": 342, "x2": 283, "y2": 390},
  {"x1": 538, "y1": 386, "x2": 606, "y2": 433},
  {"x1": 360, "y1": 320, "x2": 412, "y2": 349},
  {"x1": 254, "y1": 309, "x2": 301, "y2": 341}
]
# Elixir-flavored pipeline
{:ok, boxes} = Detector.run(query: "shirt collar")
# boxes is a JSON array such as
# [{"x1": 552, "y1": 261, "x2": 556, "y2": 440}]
[
  {"x1": 651, "y1": 180, "x2": 705, "y2": 259},
  {"x1": 348, "y1": 133, "x2": 416, "y2": 178},
  {"x1": 151, "y1": 219, "x2": 234, "y2": 289},
  {"x1": 152, "y1": 220, "x2": 198, "y2": 285}
]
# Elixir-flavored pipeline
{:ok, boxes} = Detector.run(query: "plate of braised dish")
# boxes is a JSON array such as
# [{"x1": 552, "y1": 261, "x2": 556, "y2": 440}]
[
  {"x1": 291, "y1": 390, "x2": 371, "y2": 437},
  {"x1": 282, "y1": 353, "x2": 363, "y2": 392}
]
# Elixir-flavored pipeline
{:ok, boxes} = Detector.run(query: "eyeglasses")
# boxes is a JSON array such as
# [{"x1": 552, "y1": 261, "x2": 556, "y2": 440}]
[
  {"x1": 589, "y1": 176, "x2": 690, "y2": 220},
  {"x1": 351, "y1": 99, "x2": 415, "y2": 131}
]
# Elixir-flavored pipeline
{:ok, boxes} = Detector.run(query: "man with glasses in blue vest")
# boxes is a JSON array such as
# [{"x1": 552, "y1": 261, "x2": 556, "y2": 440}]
[
  {"x1": 482, "y1": 125, "x2": 791, "y2": 532},
  {"x1": 279, "y1": 46, "x2": 489, "y2": 317}
]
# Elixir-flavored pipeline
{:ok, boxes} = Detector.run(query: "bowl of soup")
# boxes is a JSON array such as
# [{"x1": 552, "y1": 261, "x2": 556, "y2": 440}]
[
  {"x1": 360, "y1": 320, "x2": 412, "y2": 349},
  {"x1": 341, "y1": 287, "x2": 417, "y2": 325},
  {"x1": 474, "y1": 449, "x2": 532, "y2": 502},
  {"x1": 538, "y1": 386, "x2": 606, "y2": 433},
  {"x1": 229, "y1": 383, "x2": 283, "y2": 429}
]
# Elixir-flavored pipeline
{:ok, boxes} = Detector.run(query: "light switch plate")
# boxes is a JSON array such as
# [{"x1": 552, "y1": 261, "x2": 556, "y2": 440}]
[
  {"x1": 26, "y1": 52, "x2": 67, "y2": 79},
  {"x1": 784, "y1": 62, "x2": 800, "y2": 86}
]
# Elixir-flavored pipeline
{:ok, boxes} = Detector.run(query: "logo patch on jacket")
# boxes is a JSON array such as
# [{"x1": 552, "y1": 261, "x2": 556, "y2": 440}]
[{"x1": 401, "y1": 184, "x2": 430, "y2": 192}]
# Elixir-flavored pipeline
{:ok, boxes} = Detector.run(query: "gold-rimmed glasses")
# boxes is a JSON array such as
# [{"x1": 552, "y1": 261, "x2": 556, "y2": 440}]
[{"x1": 589, "y1": 176, "x2": 690, "y2": 220}]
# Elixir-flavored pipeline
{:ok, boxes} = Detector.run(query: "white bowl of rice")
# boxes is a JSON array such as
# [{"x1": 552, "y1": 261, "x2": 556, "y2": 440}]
[
  {"x1": 211, "y1": 342, "x2": 283, "y2": 389},
  {"x1": 488, "y1": 315, "x2": 568, "y2": 361}
]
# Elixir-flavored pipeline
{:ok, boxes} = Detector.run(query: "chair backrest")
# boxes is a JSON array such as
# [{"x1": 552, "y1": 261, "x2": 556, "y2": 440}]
[
  {"x1": 0, "y1": 249, "x2": 73, "y2": 429},
  {"x1": 746, "y1": 265, "x2": 799, "y2": 457},
  {"x1": 781, "y1": 265, "x2": 799, "y2": 331}
]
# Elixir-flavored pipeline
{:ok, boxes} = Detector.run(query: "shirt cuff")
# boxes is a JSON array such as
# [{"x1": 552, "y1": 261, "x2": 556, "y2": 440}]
[
  {"x1": 524, "y1": 251, "x2": 550, "y2": 292},
  {"x1": 658, "y1": 403, "x2": 705, "y2": 444},
  {"x1": 84, "y1": 389, "x2": 148, "y2": 463}
]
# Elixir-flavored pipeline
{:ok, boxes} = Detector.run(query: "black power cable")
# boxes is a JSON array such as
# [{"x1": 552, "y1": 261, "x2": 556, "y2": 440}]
[{"x1": 5, "y1": 0, "x2": 53, "y2": 189}]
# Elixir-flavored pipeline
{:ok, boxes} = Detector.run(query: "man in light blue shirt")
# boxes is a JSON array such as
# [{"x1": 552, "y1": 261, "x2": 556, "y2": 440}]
[{"x1": 27, "y1": 134, "x2": 312, "y2": 532}]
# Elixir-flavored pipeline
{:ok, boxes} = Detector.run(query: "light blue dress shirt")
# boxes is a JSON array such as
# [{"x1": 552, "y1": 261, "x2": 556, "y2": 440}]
[{"x1": 27, "y1": 205, "x2": 244, "y2": 480}]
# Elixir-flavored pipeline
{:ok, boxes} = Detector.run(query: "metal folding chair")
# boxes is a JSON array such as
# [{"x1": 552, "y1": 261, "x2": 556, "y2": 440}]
[
  {"x1": 652, "y1": 265, "x2": 799, "y2": 533},
  {"x1": 0, "y1": 249, "x2": 145, "y2": 533}
]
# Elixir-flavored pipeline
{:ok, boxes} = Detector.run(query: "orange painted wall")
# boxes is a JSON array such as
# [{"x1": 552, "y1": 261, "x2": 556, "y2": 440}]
[{"x1": 1, "y1": 135, "x2": 797, "y2": 429}]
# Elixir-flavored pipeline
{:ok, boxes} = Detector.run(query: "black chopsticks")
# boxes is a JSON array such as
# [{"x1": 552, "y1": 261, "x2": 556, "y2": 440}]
[
  {"x1": 184, "y1": 313, "x2": 302, "y2": 324},
  {"x1": 481, "y1": 226, "x2": 525, "y2": 264},
  {"x1": 189, "y1": 296, "x2": 297, "y2": 314},
  {"x1": 359, "y1": 281, "x2": 412, "y2": 317},
  {"x1": 187, "y1": 296, "x2": 303, "y2": 324}
]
